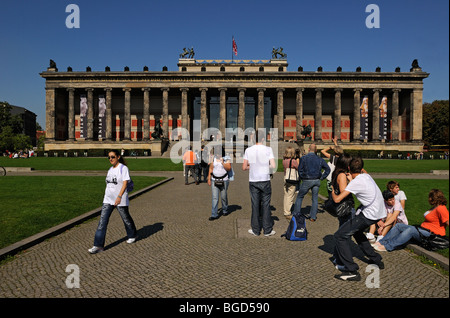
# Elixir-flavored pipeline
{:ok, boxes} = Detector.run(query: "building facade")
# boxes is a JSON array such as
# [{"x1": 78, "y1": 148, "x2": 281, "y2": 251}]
[{"x1": 41, "y1": 58, "x2": 428, "y2": 154}]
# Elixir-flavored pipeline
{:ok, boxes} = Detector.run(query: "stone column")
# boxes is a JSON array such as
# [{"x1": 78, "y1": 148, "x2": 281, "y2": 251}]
[
  {"x1": 391, "y1": 89, "x2": 401, "y2": 141},
  {"x1": 86, "y1": 88, "x2": 94, "y2": 140},
  {"x1": 334, "y1": 88, "x2": 342, "y2": 140},
  {"x1": 67, "y1": 88, "x2": 75, "y2": 141},
  {"x1": 257, "y1": 88, "x2": 265, "y2": 131},
  {"x1": 161, "y1": 88, "x2": 169, "y2": 139},
  {"x1": 45, "y1": 88, "x2": 56, "y2": 141},
  {"x1": 277, "y1": 88, "x2": 284, "y2": 140},
  {"x1": 123, "y1": 88, "x2": 131, "y2": 140},
  {"x1": 104, "y1": 88, "x2": 112, "y2": 141},
  {"x1": 200, "y1": 88, "x2": 208, "y2": 136},
  {"x1": 353, "y1": 89, "x2": 362, "y2": 141},
  {"x1": 142, "y1": 88, "x2": 150, "y2": 141},
  {"x1": 219, "y1": 88, "x2": 227, "y2": 138},
  {"x1": 315, "y1": 88, "x2": 323, "y2": 141},
  {"x1": 410, "y1": 88, "x2": 423, "y2": 141},
  {"x1": 296, "y1": 88, "x2": 304, "y2": 141},
  {"x1": 238, "y1": 88, "x2": 246, "y2": 134},
  {"x1": 180, "y1": 88, "x2": 189, "y2": 131},
  {"x1": 372, "y1": 89, "x2": 381, "y2": 141}
]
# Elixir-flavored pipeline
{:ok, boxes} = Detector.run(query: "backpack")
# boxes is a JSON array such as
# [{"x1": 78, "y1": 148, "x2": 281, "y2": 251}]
[
  {"x1": 281, "y1": 213, "x2": 307, "y2": 241},
  {"x1": 120, "y1": 164, "x2": 134, "y2": 192}
]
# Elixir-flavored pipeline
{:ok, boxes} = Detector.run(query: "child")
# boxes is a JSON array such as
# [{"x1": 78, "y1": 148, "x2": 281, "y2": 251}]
[
  {"x1": 387, "y1": 180, "x2": 407, "y2": 211},
  {"x1": 367, "y1": 190, "x2": 409, "y2": 244}
]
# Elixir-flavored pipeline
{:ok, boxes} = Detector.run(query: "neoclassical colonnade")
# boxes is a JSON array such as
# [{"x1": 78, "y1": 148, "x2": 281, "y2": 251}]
[{"x1": 41, "y1": 59, "x2": 428, "y2": 152}]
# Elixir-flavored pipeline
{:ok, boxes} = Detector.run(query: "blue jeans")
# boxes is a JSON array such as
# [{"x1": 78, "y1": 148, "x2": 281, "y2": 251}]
[
  {"x1": 211, "y1": 180, "x2": 229, "y2": 217},
  {"x1": 249, "y1": 181, "x2": 273, "y2": 235},
  {"x1": 292, "y1": 179, "x2": 321, "y2": 220},
  {"x1": 379, "y1": 223, "x2": 430, "y2": 251},
  {"x1": 94, "y1": 204, "x2": 137, "y2": 248}
]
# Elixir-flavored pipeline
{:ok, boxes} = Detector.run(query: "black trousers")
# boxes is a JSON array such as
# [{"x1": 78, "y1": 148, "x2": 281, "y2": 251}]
[{"x1": 249, "y1": 181, "x2": 273, "y2": 235}]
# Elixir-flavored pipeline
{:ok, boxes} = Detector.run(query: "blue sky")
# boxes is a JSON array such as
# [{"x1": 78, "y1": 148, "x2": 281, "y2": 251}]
[{"x1": 0, "y1": 0, "x2": 448, "y2": 127}]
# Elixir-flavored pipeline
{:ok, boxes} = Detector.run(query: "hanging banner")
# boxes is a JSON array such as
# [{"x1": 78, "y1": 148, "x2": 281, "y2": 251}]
[
  {"x1": 379, "y1": 96, "x2": 388, "y2": 140},
  {"x1": 80, "y1": 95, "x2": 87, "y2": 138},
  {"x1": 98, "y1": 95, "x2": 106, "y2": 139},
  {"x1": 359, "y1": 96, "x2": 369, "y2": 140}
]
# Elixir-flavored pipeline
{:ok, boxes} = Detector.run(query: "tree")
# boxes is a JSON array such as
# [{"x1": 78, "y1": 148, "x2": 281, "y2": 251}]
[
  {"x1": 422, "y1": 100, "x2": 449, "y2": 147},
  {"x1": 0, "y1": 101, "x2": 32, "y2": 152}
]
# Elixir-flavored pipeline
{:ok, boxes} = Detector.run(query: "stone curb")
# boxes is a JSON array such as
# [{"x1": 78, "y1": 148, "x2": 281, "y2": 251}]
[
  {"x1": 318, "y1": 194, "x2": 449, "y2": 271},
  {"x1": 0, "y1": 177, "x2": 174, "y2": 261}
]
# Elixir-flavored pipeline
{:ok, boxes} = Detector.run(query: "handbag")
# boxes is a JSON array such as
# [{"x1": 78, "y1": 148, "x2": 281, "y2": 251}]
[
  {"x1": 284, "y1": 159, "x2": 299, "y2": 185},
  {"x1": 415, "y1": 226, "x2": 449, "y2": 251},
  {"x1": 324, "y1": 194, "x2": 353, "y2": 218}
]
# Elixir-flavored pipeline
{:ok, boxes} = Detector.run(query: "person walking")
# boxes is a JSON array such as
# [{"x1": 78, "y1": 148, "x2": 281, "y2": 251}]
[
  {"x1": 242, "y1": 130, "x2": 277, "y2": 236},
  {"x1": 331, "y1": 156, "x2": 386, "y2": 281},
  {"x1": 207, "y1": 147, "x2": 231, "y2": 220},
  {"x1": 183, "y1": 146, "x2": 199, "y2": 185},
  {"x1": 88, "y1": 150, "x2": 138, "y2": 254},
  {"x1": 292, "y1": 143, "x2": 330, "y2": 221}
]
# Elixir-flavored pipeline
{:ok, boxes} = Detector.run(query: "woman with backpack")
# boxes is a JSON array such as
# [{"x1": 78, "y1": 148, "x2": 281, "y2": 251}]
[{"x1": 88, "y1": 150, "x2": 137, "y2": 254}]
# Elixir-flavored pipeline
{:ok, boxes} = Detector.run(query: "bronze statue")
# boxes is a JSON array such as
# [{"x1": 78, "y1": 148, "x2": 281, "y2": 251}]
[
  {"x1": 180, "y1": 47, "x2": 195, "y2": 59},
  {"x1": 271, "y1": 47, "x2": 287, "y2": 59},
  {"x1": 301, "y1": 124, "x2": 312, "y2": 140},
  {"x1": 151, "y1": 120, "x2": 163, "y2": 140}
]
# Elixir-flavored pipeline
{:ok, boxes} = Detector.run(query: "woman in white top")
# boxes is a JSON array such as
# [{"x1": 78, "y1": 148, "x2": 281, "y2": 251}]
[
  {"x1": 207, "y1": 147, "x2": 231, "y2": 221},
  {"x1": 88, "y1": 150, "x2": 137, "y2": 254}
]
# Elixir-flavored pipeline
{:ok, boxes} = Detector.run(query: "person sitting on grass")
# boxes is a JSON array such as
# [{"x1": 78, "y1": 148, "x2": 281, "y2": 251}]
[
  {"x1": 387, "y1": 180, "x2": 407, "y2": 212},
  {"x1": 366, "y1": 190, "x2": 407, "y2": 244},
  {"x1": 373, "y1": 189, "x2": 449, "y2": 252}
]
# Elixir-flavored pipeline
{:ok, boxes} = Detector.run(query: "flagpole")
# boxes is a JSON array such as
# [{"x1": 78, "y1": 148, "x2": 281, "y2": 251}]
[{"x1": 232, "y1": 36, "x2": 234, "y2": 62}]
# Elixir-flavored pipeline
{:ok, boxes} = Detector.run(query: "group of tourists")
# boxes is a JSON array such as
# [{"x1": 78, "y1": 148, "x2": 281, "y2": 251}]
[{"x1": 87, "y1": 140, "x2": 448, "y2": 284}]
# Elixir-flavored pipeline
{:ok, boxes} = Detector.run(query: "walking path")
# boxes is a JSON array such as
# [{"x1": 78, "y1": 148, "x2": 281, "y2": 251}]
[{"x1": 0, "y1": 166, "x2": 448, "y2": 299}]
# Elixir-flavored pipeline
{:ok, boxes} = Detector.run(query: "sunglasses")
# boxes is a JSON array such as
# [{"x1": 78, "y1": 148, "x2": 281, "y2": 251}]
[{"x1": 108, "y1": 156, "x2": 116, "y2": 159}]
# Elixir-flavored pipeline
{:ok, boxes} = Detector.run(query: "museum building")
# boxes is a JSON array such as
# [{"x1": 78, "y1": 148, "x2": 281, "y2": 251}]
[{"x1": 40, "y1": 57, "x2": 428, "y2": 154}]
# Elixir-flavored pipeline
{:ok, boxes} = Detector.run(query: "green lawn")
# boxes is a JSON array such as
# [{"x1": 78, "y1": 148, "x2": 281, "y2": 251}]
[
  {"x1": 0, "y1": 157, "x2": 183, "y2": 171},
  {"x1": 0, "y1": 176, "x2": 165, "y2": 249}
]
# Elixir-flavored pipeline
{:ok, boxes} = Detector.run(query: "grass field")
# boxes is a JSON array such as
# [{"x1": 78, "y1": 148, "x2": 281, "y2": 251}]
[
  {"x1": 0, "y1": 157, "x2": 448, "y2": 173},
  {"x1": 0, "y1": 176, "x2": 165, "y2": 249}
]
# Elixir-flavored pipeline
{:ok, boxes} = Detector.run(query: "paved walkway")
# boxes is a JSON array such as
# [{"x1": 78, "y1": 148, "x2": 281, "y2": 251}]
[{"x1": 0, "y1": 166, "x2": 448, "y2": 299}]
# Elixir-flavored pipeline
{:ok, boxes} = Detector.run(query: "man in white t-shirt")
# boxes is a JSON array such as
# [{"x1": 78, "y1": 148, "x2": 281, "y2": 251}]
[
  {"x1": 331, "y1": 156, "x2": 386, "y2": 281},
  {"x1": 242, "y1": 130, "x2": 277, "y2": 236}
]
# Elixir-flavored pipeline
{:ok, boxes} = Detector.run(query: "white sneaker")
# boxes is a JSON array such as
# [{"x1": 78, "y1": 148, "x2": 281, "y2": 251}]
[
  {"x1": 264, "y1": 230, "x2": 276, "y2": 237},
  {"x1": 88, "y1": 246, "x2": 104, "y2": 254},
  {"x1": 366, "y1": 233, "x2": 376, "y2": 244},
  {"x1": 126, "y1": 237, "x2": 137, "y2": 244},
  {"x1": 376, "y1": 235, "x2": 384, "y2": 242},
  {"x1": 248, "y1": 229, "x2": 259, "y2": 236}
]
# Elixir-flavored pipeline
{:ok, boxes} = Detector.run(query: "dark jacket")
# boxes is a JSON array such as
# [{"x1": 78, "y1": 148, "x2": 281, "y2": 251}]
[{"x1": 298, "y1": 152, "x2": 330, "y2": 180}]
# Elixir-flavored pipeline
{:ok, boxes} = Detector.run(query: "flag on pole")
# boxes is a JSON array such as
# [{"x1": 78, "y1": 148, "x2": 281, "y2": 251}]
[{"x1": 232, "y1": 37, "x2": 238, "y2": 56}]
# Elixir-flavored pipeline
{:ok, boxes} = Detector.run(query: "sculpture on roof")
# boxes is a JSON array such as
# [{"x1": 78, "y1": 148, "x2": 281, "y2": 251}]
[
  {"x1": 272, "y1": 47, "x2": 287, "y2": 59},
  {"x1": 180, "y1": 47, "x2": 195, "y2": 59}
]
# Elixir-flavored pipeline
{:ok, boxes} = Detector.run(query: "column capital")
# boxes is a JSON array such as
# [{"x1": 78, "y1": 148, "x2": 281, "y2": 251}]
[
  {"x1": 257, "y1": 88, "x2": 266, "y2": 92},
  {"x1": 218, "y1": 87, "x2": 227, "y2": 92},
  {"x1": 85, "y1": 88, "x2": 94, "y2": 92},
  {"x1": 334, "y1": 88, "x2": 343, "y2": 92},
  {"x1": 276, "y1": 88, "x2": 285, "y2": 92},
  {"x1": 161, "y1": 87, "x2": 170, "y2": 92},
  {"x1": 123, "y1": 88, "x2": 131, "y2": 92},
  {"x1": 66, "y1": 88, "x2": 75, "y2": 92},
  {"x1": 104, "y1": 87, "x2": 112, "y2": 92},
  {"x1": 179, "y1": 87, "x2": 189, "y2": 92},
  {"x1": 237, "y1": 87, "x2": 246, "y2": 92},
  {"x1": 296, "y1": 88, "x2": 304, "y2": 92},
  {"x1": 315, "y1": 88, "x2": 324, "y2": 92},
  {"x1": 141, "y1": 87, "x2": 151, "y2": 92},
  {"x1": 373, "y1": 88, "x2": 382, "y2": 93},
  {"x1": 353, "y1": 88, "x2": 363, "y2": 92},
  {"x1": 392, "y1": 88, "x2": 401, "y2": 93}
]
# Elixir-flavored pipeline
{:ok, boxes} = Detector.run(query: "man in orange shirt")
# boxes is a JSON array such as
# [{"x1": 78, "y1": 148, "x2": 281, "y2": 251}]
[{"x1": 183, "y1": 147, "x2": 199, "y2": 185}]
